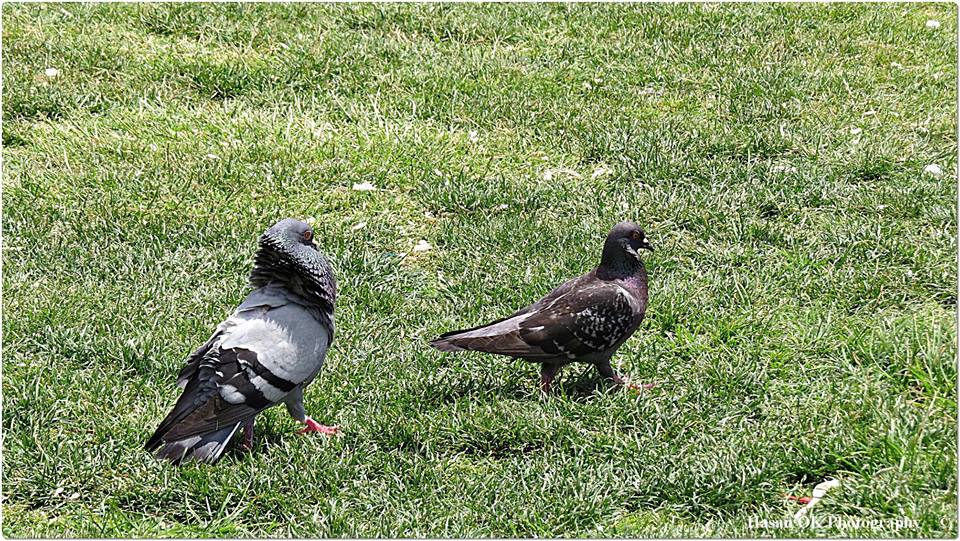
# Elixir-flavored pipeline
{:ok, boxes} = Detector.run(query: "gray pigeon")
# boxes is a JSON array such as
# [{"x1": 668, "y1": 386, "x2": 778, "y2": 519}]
[
  {"x1": 431, "y1": 221, "x2": 653, "y2": 393},
  {"x1": 146, "y1": 218, "x2": 338, "y2": 465}
]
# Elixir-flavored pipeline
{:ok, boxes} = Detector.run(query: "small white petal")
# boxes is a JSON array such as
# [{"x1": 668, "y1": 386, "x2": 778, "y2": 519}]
[
  {"x1": 413, "y1": 239, "x2": 432, "y2": 252},
  {"x1": 497, "y1": 203, "x2": 509, "y2": 210},
  {"x1": 770, "y1": 164, "x2": 797, "y2": 174},
  {"x1": 205, "y1": 153, "x2": 219, "y2": 160},
  {"x1": 923, "y1": 164, "x2": 943, "y2": 178},
  {"x1": 582, "y1": 81, "x2": 592, "y2": 90},
  {"x1": 44, "y1": 67, "x2": 59, "y2": 78},
  {"x1": 926, "y1": 19, "x2": 941, "y2": 29},
  {"x1": 890, "y1": 62, "x2": 904, "y2": 69},
  {"x1": 351, "y1": 221, "x2": 367, "y2": 231},
  {"x1": 148, "y1": 143, "x2": 158, "y2": 152},
  {"x1": 352, "y1": 182, "x2": 376, "y2": 191},
  {"x1": 849, "y1": 127, "x2": 862, "y2": 135},
  {"x1": 433, "y1": 168, "x2": 443, "y2": 177},
  {"x1": 468, "y1": 130, "x2": 479, "y2": 142},
  {"x1": 591, "y1": 166, "x2": 611, "y2": 179},
  {"x1": 543, "y1": 168, "x2": 581, "y2": 181},
  {"x1": 862, "y1": 110, "x2": 877, "y2": 117}
]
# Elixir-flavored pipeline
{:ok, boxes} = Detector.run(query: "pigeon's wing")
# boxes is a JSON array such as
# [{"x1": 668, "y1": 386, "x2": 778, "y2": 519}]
[
  {"x1": 146, "y1": 294, "x2": 330, "y2": 463},
  {"x1": 515, "y1": 283, "x2": 639, "y2": 359},
  {"x1": 173, "y1": 288, "x2": 292, "y2": 388},
  {"x1": 174, "y1": 330, "x2": 223, "y2": 388},
  {"x1": 432, "y1": 280, "x2": 638, "y2": 361}
]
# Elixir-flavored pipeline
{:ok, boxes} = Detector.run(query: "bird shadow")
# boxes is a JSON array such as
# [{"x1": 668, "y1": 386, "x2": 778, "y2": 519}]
[
  {"x1": 554, "y1": 366, "x2": 621, "y2": 402},
  {"x1": 222, "y1": 423, "x2": 289, "y2": 460},
  {"x1": 418, "y1": 365, "x2": 620, "y2": 404}
]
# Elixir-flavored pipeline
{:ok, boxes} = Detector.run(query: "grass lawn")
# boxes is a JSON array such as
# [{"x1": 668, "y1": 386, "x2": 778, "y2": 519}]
[{"x1": 2, "y1": 3, "x2": 957, "y2": 537}]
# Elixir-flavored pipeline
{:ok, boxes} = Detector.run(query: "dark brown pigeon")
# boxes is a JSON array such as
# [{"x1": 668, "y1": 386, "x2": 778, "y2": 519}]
[{"x1": 431, "y1": 221, "x2": 653, "y2": 392}]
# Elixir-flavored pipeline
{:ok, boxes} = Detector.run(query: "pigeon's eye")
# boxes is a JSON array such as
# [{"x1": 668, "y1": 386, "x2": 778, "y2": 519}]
[
  {"x1": 630, "y1": 231, "x2": 642, "y2": 241},
  {"x1": 303, "y1": 230, "x2": 313, "y2": 242}
]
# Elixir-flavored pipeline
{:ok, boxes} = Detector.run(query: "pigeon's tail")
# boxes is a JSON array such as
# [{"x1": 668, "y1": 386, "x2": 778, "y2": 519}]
[
  {"x1": 429, "y1": 335, "x2": 469, "y2": 352},
  {"x1": 146, "y1": 422, "x2": 241, "y2": 466},
  {"x1": 430, "y1": 314, "x2": 537, "y2": 357}
]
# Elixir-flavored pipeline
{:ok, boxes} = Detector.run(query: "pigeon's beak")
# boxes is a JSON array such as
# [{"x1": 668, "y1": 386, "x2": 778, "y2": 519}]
[{"x1": 640, "y1": 239, "x2": 654, "y2": 252}]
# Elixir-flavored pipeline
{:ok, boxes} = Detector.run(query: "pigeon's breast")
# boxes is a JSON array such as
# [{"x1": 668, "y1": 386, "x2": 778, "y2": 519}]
[{"x1": 618, "y1": 273, "x2": 648, "y2": 316}]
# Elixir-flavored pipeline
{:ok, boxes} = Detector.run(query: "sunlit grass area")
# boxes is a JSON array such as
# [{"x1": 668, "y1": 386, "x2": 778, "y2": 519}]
[{"x1": 3, "y1": 3, "x2": 956, "y2": 537}]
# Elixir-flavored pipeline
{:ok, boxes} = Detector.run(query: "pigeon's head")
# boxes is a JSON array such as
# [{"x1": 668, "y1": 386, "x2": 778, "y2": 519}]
[
  {"x1": 601, "y1": 221, "x2": 654, "y2": 269},
  {"x1": 261, "y1": 218, "x2": 318, "y2": 253},
  {"x1": 250, "y1": 219, "x2": 336, "y2": 307}
]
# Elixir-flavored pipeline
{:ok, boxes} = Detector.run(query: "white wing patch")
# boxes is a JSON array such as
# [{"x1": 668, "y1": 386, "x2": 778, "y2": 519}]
[{"x1": 220, "y1": 303, "x2": 329, "y2": 386}]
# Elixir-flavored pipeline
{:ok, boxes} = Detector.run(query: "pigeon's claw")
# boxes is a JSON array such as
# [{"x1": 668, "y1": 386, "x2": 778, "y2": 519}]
[
  {"x1": 298, "y1": 417, "x2": 340, "y2": 435},
  {"x1": 601, "y1": 366, "x2": 655, "y2": 392}
]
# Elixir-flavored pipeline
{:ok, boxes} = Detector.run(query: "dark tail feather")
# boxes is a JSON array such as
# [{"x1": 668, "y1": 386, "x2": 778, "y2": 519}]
[
  {"x1": 148, "y1": 422, "x2": 242, "y2": 466},
  {"x1": 430, "y1": 334, "x2": 468, "y2": 352},
  {"x1": 430, "y1": 326, "x2": 507, "y2": 354}
]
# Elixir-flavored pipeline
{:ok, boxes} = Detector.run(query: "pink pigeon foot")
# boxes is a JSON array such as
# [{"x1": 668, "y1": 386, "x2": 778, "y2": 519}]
[{"x1": 297, "y1": 418, "x2": 340, "y2": 435}]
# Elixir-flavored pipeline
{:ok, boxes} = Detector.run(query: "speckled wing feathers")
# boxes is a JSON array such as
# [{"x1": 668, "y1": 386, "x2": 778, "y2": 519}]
[{"x1": 431, "y1": 280, "x2": 640, "y2": 363}]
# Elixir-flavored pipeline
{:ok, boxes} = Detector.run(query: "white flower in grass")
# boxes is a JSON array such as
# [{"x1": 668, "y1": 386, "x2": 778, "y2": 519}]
[
  {"x1": 148, "y1": 143, "x2": 159, "y2": 152},
  {"x1": 923, "y1": 164, "x2": 943, "y2": 178},
  {"x1": 890, "y1": 61, "x2": 904, "y2": 69},
  {"x1": 352, "y1": 182, "x2": 376, "y2": 191},
  {"x1": 849, "y1": 127, "x2": 862, "y2": 136},
  {"x1": 591, "y1": 166, "x2": 612, "y2": 179},
  {"x1": 44, "y1": 67, "x2": 60, "y2": 78},
  {"x1": 926, "y1": 19, "x2": 941, "y2": 29},
  {"x1": 205, "y1": 153, "x2": 219, "y2": 160},
  {"x1": 468, "y1": 130, "x2": 479, "y2": 142},
  {"x1": 351, "y1": 221, "x2": 367, "y2": 231},
  {"x1": 543, "y1": 168, "x2": 582, "y2": 181},
  {"x1": 413, "y1": 239, "x2": 432, "y2": 253},
  {"x1": 433, "y1": 168, "x2": 443, "y2": 177},
  {"x1": 770, "y1": 164, "x2": 797, "y2": 174}
]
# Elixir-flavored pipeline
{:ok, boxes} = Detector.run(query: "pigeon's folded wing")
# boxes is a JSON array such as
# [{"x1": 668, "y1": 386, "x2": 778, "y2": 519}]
[
  {"x1": 434, "y1": 282, "x2": 638, "y2": 361},
  {"x1": 147, "y1": 298, "x2": 330, "y2": 452},
  {"x1": 516, "y1": 283, "x2": 638, "y2": 359}
]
